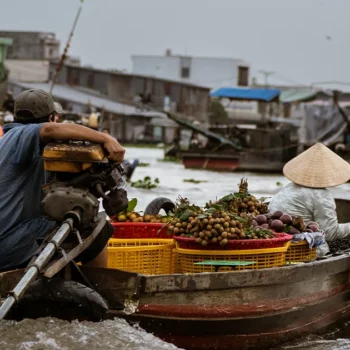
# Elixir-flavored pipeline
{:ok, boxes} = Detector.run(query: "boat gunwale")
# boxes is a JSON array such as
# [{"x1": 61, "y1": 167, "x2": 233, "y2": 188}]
[{"x1": 141, "y1": 254, "x2": 350, "y2": 293}]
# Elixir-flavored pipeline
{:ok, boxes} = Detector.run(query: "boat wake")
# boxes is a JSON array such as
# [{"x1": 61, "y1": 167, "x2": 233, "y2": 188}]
[{"x1": 0, "y1": 317, "x2": 182, "y2": 350}]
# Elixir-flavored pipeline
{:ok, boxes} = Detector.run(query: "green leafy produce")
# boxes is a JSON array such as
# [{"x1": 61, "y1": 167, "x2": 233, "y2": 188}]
[
  {"x1": 158, "y1": 157, "x2": 179, "y2": 163},
  {"x1": 130, "y1": 176, "x2": 160, "y2": 189},
  {"x1": 215, "y1": 178, "x2": 268, "y2": 216},
  {"x1": 183, "y1": 178, "x2": 207, "y2": 184}
]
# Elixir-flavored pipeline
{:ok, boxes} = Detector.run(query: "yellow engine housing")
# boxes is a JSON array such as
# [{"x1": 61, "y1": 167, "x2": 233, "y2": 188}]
[{"x1": 43, "y1": 142, "x2": 107, "y2": 173}]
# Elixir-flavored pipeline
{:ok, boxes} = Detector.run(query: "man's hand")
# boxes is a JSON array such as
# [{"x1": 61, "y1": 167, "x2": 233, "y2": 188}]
[{"x1": 103, "y1": 135, "x2": 125, "y2": 163}]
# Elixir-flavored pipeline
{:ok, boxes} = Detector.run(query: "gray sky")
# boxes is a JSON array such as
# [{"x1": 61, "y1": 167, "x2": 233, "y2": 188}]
[{"x1": 1, "y1": 0, "x2": 349, "y2": 88}]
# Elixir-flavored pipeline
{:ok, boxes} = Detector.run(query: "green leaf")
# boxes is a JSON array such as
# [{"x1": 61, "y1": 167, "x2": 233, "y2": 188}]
[
  {"x1": 211, "y1": 204, "x2": 223, "y2": 211},
  {"x1": 188, "y1": 205, "x2": 201, "y2": 212},
  {"x1": 221, "y1": 194, "x2": 235, "y2": 202},
  {"x1": 180, "y1": 210, "x2": 192, "y2": 222},
  {"x1": 127, "y1": 198, "x2": 138, "y2": 212},
  {"x1": 205, "y1": 208, "x2": 217, "y2": 215}
]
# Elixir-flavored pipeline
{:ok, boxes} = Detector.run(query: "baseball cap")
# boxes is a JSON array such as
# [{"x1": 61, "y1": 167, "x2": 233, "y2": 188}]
[{"x1": 15, "y1": 89, "x2": 55, "y2": 121}]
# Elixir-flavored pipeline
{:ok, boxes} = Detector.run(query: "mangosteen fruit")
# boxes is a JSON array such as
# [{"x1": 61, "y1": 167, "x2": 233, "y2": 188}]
[
  {"x1": 289, "y1": 227, "x2": 300, "y2": 235},
  {"x1": 255, "y1": 214, "x2": 267, "y2": 225},
  {"x1": 272, "y1": 211, "x2": 283, "y2": 219},
  {"x1": 280, "y1": 214, "x2": 293, "y2": 225},
  {"x1": 270, "y1": 219, "x2": 284, "y2": 232}
]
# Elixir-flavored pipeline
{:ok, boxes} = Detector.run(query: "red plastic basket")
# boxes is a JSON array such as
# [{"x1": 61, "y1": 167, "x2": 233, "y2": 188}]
[
  {"x1": 174, "y1": 233, "x2": 292, "y2": 250},
  {"x1": 111, "y1": 222, "x2": 173, "y2": 239}
]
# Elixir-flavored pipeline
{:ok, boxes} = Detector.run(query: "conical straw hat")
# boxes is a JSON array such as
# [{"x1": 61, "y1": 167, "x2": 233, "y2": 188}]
[{"x1": 283, "y1": 143, "x2": 350, "y2": 188}]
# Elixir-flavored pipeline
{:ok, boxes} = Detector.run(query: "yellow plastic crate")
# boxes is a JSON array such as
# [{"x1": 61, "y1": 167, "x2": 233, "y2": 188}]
[
  {"x1": 175, "y1": 241, "x2": 291, "y2": 273},
  {"x1": 107, "y1": 238, "x2": 175, "y2": 275},
  {"x1": 286, "y1": 241, "x2": 317, "y2": 263}
]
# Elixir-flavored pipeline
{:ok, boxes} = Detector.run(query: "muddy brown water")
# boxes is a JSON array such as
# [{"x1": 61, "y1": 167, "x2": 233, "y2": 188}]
[{"x1": 3, "y1": 147, "x2": 350, "y2": 350}]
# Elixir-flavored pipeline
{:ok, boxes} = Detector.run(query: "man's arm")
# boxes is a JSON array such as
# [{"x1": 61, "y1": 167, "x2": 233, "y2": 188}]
[{"x1": 40, "y1": 123, "x2": 125, "y2": 163}]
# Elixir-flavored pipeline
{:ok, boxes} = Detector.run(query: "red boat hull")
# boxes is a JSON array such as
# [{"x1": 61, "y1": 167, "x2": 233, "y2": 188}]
[
  {"x1": 182, "y1": 156, "x2": 239, "y2": 171},
  {"x1": 112, "y1": 286, "x2": 350, "y2": 350}
]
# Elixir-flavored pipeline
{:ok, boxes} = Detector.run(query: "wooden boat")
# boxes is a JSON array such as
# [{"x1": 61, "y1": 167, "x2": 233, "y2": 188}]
[
  {"x1": 1, "y1": 198, "x2": 350, "y2": 350},
  {"x1": 180, "y1": 144, "x2": 297, "y2": 173},
  {"x1": 165, "y1": 115, "x2": 299, "y2": 173}
]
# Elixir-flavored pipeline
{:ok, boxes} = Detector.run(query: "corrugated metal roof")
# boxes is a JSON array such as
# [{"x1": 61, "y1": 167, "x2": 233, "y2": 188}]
[
  {"x1": 10, "y1": 81, "x2": 167, "y2": 118},
  {"x1": 210, "y1": 87, "x2": 280, "y2": 102},
  {"x1": 61, "y1": 62, "x2": 211, "y2": 90},
  {"x1": 279, "y1": 88, "x2": 318, "y2": 103}
]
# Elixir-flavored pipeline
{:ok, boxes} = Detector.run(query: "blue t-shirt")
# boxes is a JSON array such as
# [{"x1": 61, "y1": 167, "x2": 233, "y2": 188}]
[{"x1": 0, "y1": 123, "x2": 55, "y2": 270}]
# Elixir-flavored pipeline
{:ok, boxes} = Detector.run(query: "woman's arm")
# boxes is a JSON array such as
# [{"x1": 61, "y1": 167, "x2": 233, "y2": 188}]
[{"x1": 313, "y1": 190, "x2": 350, "y2": 241}]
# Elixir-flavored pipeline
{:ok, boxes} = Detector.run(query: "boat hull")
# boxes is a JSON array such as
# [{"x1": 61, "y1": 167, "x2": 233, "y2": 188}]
[
  {"x1": 1, "y1": 198, "x2": 350, "y2": 349},
  {"x1": 181, "y1": 152, "x2": 287, "y2": 173},
  {"x1": 82, "y1": 252, "x2": 350, "y2": 350},
  {"x1": 182, "y1": 153, "x2": 240, "y2": 172},
  {"x1": 2, "y1": 255, "x2": 350, "y2": 350},
  {"x1": 111, "y1": 291, "x2": 350, "y2": 350}
]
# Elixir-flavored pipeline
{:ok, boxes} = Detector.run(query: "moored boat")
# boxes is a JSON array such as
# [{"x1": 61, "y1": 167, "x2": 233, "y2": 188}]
[
  {"x1": 1, "y1": 197, "x2": 350, "y2": 350},
  {"x1": 164, "y1": 113, "x2": 299, "y2": 173}
]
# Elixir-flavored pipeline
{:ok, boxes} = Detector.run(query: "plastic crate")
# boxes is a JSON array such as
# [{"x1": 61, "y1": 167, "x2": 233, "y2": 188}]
[
  {"x1": 175, "y1": 241, "x2": 291, "y2": 273},
  {"x1": 286, "y1": 240, "x2": 317, "y2": 263},
  {"x1": 107, "y1": 238, "x2": 175, "y2": 275},
  {"x1": 111, "y1": 222, "x2": 173, "y2": 239},
  {"x1": 174, "y1": 233, "x2": 292, "y2": 250}
]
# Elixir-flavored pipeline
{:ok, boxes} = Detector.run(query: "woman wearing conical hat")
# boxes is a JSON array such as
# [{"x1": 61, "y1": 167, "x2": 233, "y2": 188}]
[{"x1": 269, "y1": 143, "x2": 350, "y2": 255}]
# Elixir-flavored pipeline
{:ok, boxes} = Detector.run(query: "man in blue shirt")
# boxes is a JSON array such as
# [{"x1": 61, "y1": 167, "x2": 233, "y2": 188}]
[{"x1": 0, "y1": 89, "x2": 125, "y2": 271}]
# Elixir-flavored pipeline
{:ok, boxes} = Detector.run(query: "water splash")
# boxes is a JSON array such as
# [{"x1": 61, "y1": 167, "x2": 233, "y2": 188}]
[{"x1": 0, "y1": 318, "x2": 182, "y2": 350}]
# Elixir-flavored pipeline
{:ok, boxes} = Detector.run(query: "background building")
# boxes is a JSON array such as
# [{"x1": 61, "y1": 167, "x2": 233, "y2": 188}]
[
  {"x1": 49, "y1": 62, "x2": 210, "y2": 123},
  {"x1": 132, "y1": 49, "x2": 250, "y2": 90},
  {"x1": 0, "y1": 31, "x2": 60, "y2": 60},
  {"x1": 0, "y1": 31, "x2": 80, "y2": 83},
  {"x1": 9, "y1": 81, "x2": 177, "y2": 144}
]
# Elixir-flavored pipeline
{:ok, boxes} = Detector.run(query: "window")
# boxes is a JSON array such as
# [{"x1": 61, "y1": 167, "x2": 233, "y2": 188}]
[
  {"x1": 238, "y1": 66, "x2": 249, "y2": 86},
  {"x1": 49, "y1": 48, "x2": 53, "y2": 57},
  {"x1": 6, "y1": 46, "x2": 13, "y2": 57},
  {"x1": 181, "y1": 67, "x2": 190, "y2": 78},
  {"x1": 87, "y1": 73, "x2": 95, "y2": 88}
]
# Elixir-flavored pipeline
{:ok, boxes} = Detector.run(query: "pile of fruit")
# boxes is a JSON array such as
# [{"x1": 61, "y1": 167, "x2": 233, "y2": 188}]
[
  {"x1": 112, "y1": 179, "x2": 322, "y2": 249},
  {"x1": 114, "y1": 211, "x2": 170, "y2": 223},
  {"x1": 252, "y1": 211, "x2": 320, "y2": 234},
  {"x1": 167, "y1": 179, "x2": 276, "y2": 247},
  {"x1": 215, "y1": 179, "x2": 269, "y2": 217},
  {"x1": 168, "y1": 210, "x2": 247, "y2": 247},
  {"x1": 111, "y1": 198, "x2": 169, "y2": 223}
]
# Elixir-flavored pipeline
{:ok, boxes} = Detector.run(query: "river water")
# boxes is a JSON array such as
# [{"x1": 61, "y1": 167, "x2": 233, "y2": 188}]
[{"x1": 2, "y1": 146, "x2": 350, "y2": 350}]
